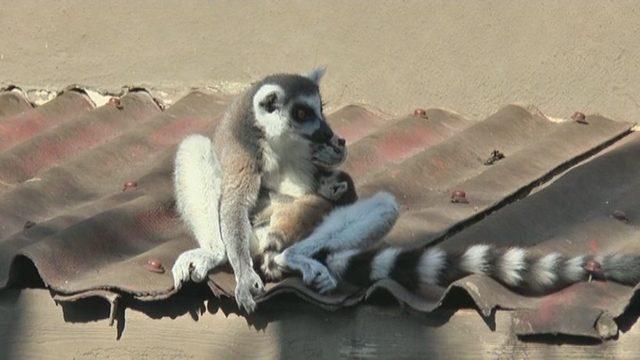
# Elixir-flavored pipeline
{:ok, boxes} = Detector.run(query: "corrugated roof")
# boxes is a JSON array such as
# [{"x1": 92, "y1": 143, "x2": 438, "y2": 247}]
[{"x1": 0, "y1": 86, "x2": 637, "y2": 340}]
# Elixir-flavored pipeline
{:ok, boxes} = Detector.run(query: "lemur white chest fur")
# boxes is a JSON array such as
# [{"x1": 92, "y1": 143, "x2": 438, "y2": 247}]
[
  {"x1": 260, "y1": 139, "x2": 316, "y2": 197},
  {"x1": 253, "y1": 85, "x2": 322, "y2": 196}
]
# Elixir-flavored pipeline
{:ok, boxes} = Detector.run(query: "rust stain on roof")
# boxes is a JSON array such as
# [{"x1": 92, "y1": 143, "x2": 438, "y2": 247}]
[{"x1": 0, "y1": 86, "x2": 637, "y2": 339}]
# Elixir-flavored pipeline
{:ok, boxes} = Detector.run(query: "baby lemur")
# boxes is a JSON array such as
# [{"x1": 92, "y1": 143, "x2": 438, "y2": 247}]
[{"x1": 251, "y1": 170, "x2": 357, "y2": 282}]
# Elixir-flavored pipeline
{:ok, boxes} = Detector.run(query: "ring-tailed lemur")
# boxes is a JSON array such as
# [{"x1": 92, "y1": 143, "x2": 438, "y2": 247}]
[
  {"x1": 173, "y1": 133, "x2": 399, "y2": 304},
  {"x1": 172, "y1": 69, "x2": 351, "y2": 313}
]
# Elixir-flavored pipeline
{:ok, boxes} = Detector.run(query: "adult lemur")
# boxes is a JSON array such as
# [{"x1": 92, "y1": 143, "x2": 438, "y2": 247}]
[
  {"x1": 172, "y1": 69, "x2": 398, "y2": 312},
  {"x1": 172, "y1": 69, "x2": 639, "y2": 311}
]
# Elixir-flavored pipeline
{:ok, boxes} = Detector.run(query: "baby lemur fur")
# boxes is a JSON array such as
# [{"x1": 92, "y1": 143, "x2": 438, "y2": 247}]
[{"x1": 251, "y1": 170, "x2": 357, "y2": 281}]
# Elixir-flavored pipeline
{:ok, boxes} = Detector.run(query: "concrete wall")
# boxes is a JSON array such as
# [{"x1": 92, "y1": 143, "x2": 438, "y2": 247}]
[{"x1": 1, "y1": 0, "x2": 639, "y2": 121}]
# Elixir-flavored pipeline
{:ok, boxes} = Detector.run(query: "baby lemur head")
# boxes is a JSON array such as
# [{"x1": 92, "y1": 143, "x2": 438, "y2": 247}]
[{"x1": 317, "y1": 170, "x2": 357, "y2": 206}]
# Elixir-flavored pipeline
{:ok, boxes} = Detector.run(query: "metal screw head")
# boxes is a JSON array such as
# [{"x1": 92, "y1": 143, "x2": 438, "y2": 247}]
[
  {"x1": 144, "y1": 259, "x2": 165, "y2": 274},
  {"x1": 451, "y1": 190, "x2": 469, "y2": 204},
  {"x1": 23, "y1": 220, "x2": 36, "y2": 230},
  {"x1": 122, "y1": 181, "x2": 138, "y2": 192},
  {"x1": 484, "y1": 149, "x2": 505, "y2": 165},
  {"x1": 612, "y1": 210, "x2": 630, "y2": 223},
  {"x1": 413, "y1": 108, "x2": 428, "y2": 119},
  {"x1": 571, "y1": 111, "x2": 587, "y2": 124}
]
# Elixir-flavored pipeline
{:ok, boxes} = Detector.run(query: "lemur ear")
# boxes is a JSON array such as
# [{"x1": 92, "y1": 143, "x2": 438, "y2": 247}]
[
  {"x1": 258, "y1": 91, "x2": 279, "y2": 113},
  {"x1": 306, "y1": 67, "x2": 326, "y2": 85}
]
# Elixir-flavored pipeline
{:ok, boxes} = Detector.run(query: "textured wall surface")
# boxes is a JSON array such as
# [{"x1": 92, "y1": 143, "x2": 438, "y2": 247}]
[{"x1": 1, "y1": 0, "x2": 640, "y2": 121}]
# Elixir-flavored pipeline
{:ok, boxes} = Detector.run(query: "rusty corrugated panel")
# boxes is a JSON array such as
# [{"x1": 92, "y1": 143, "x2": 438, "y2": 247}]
[
  {"x1": 0, "y1": 91, "x2": 161, "y2": 187},
  {"x1": 342, "y1": 109, "x2": 472, "y2": 177},
  {"x1": 0, "y1": 88, "x2": 33, "y2": 120},
  {"x1": 326, "y1": 104, "x2": 392, "y2": 143},
  {"x1": 0, "y1": 88, "x2": 637, "y2": 339},
  {"x1": 0, "y1": 91, "x2": 227, "y2": 241},
  {"x1": 0, "y1": 91, "x2": 229, "y2": 299},
  {"x1": 362, "y1": 107, "x2": 632, "y2": 247},
  {"x1": 0, "y1": 90, "x2": 94, "y2": 152}
]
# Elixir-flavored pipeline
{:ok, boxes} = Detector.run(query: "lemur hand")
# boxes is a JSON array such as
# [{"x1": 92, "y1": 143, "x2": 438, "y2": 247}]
[
  {"x1": 311, "y1": 136, "x2": 346, "y2": 168},
  {"x1": 234, "y1": 268, "x2": 265, "y2": 313}
]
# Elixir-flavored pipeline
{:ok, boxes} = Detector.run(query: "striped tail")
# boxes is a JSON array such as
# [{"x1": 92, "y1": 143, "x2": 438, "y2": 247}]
[{"x1": 322, "y1": 245, "x2": 640, "y2": 293}]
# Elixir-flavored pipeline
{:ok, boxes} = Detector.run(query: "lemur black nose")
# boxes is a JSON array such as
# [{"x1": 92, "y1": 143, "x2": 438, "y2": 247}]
[
  {"x1": 337, "y1": 138, "x2": 346, "y2": 147},
  {"x1": 311, "y1": 121, "x2": 334, "y2": 143}
]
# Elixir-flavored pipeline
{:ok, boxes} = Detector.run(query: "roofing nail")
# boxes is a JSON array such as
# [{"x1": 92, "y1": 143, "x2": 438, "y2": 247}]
[
  {"x1": 451, "y1": 190, "x2": 469, "y2": 204},
  {"x1": 122, "y1": 181, "x2": 138, "y2": 192},
  {"x1": 612, "y1": 210, "x2": 630, "y2": 223},
  {"x1": 571, "y1": 111, "x2": 588, "y2": 124},
  {"x1": 108, "y1": 97, "x2": 124, "y2": 110},
  {"x1": 413, "y1": 108, "x2": 428, "y2": 119},
  {"x1": 584, "y1": 259, "x2": 604, "y2": 281},
  {"x1": 484, "y1": 149, "x2": 505, "y2": 165},
  {"x1": 23, "y1": 220, "x2": 36, "y2": 230},
  {"x1": 144, "y1": 259, "x2": 165, "y2": 274}
]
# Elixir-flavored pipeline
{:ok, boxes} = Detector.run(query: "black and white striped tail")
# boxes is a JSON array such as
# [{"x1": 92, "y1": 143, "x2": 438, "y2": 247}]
[{"x1": 322, "y1": 245, "x2": 640, "y2": 292}]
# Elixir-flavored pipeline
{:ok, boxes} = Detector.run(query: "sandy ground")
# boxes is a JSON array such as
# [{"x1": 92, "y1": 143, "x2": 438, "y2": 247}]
[{"x1": 1, "y1": 0, "x2": 640, "y2": 122}]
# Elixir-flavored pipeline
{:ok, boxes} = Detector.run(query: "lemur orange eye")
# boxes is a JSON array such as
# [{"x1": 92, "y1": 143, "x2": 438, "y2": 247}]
[{"x1": 297, "y1": 108, "x2": 307, "y2": 120}]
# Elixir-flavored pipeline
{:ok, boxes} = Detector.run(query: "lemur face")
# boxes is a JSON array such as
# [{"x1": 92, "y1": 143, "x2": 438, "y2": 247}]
[
  {"x1": 317, "y1": 170, "x2": 358, "y2": 206},
  {"x1": 252, "y1": 69, "x2": 346, "y2": 167}
]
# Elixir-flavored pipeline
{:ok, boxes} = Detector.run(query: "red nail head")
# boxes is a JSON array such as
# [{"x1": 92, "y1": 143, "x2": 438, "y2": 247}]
[
  {"x1": 122, "y1": 181, "x2": 138, "y2": 192},
  {"x1": 109, "y1": 97, "x2": 124, "y2": 109},
  {"x1": 413, "y1": 108, "x2": 427, "y2": 118},
  {"x1": 451, "y1": 190, "x2": 469, "y2": 204},
  {"x1": 584, "y1": 259, "x2": 603, "y2": 275},
  {"x1": 145, "y1": 259, "x2": 165, "y2": 273},
  {"x1": 571, "y1": 111, "x2": 587, "y2": 124}
]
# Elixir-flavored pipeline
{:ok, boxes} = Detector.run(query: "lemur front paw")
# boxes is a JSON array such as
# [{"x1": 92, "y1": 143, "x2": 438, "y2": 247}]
[
  {"x1": 311, "y1": 137, "x2": 346, "y2": 168},
  {"x1": 234, "y1": 269, "x2": 265, "y2": 313},
  {"x1": 171, "y1": 248, "x2": 220, "y2": 290}
]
